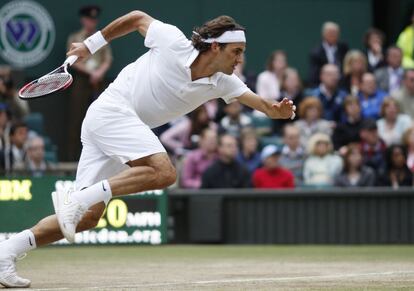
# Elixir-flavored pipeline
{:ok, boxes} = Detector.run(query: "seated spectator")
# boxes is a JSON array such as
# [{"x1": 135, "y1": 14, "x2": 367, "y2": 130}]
[
  {"x1": 253, "y1": 144, "x2": 294, "y2": 189},
  {"x1": 309, "y1": 22, "x2": 349, "y2": 86},
  {"x1": 0, "y1": 103, "x2": 11, "y2": 150},
  {"x1": 294, "y1": 97, "x2": 332, "y2": 148},
  {"x1": 237, "y1": 127, "x2": 261, "y2": 173},
  {"x1": 403, "y1": 126, "x2": 414, "y2": 172},
  {"x1": 392, "y1": 69, "x2": 414, "y2": 118},
  {"x1": 279, "y1": 124, "x2": 306, "y2": 186},
  {"x1": 374, "y1": 46, "x2": 403, "y2": 94},
  {"x1": 2, "y1": 122, "x2": 29, "y2": 173},
  {"x1": 272, "y1": 68, "x2": 304, "y2": 133},
  {"x1": 25, "y1": 136, "x2": 54, "y2": 177},
  {"x1": 377, "y1": 145, "x2": 413, "y2": 188},
  {"x1": 334, "y1": 143, "x2": 376, "y2": 187},
  {"x1": 0, "y1": 73, "x2": 29, "y2": 120},
  {"x1": 160, "y1": 105, "x2": 216, "y2": 156},
  {"x1": 303, "y1": 133, "x2": 343, "y2": 187},
  {"x1": 256, "y1": 50, "x2": 287, "y2": 100},
  {"x1": 363, "y1": 28, "x2": 386, "y2": 72},
  {"x1": 332, "y1": 95, "x2": 363, "y2": 151},
  {"x1": 219, "y1": 101, "x2": 252, "y2": 137},
  {"x1": 397, "y1": 9, "x2": 414, "y2": 69},
  {"x1": 308, "y1": 64, "x2": 347, "y2": 122},
  {"x1": 201, "y1": 134, "x2": 251, "y2": 188},
  {"x1": 358, "y1": 72, "x2": 388, "y2": 119},
  {"x1": 340, "y1": 50, "x2": 367, "y2": 95},
  {"x1": 377, "y1": 98, "x2": 412, "y2": 146},
  {"x1": 181, "y1": 128, "x2": 218, "y2": 189},
  {"x1": 360, "y1": 119, "x2": 387, "y2": 173}
]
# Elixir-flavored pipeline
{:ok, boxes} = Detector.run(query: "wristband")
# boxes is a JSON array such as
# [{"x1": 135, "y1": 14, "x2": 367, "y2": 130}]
[{"x1": 84, "y1": 31, "x2": 107, "y2": 54}]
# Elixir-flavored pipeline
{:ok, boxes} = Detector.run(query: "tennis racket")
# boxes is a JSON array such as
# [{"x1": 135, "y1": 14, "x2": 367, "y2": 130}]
[{"x1": 18, "y1": 55, "x2": 78, "y2": 99}]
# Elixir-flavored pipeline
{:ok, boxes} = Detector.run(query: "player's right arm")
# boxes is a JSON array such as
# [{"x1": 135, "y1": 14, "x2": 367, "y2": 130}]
[{"x1": 67, "y1": 10, "x2": 155, "y2": 60}]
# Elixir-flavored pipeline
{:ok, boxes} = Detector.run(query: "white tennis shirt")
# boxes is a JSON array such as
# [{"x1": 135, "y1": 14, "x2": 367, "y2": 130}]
[{"x1": 100, "y1": 20, "x2": 251, "y2": 128}]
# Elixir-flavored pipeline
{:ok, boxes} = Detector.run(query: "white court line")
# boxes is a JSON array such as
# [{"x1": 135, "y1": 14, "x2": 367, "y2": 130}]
[{"x1": 28, "y1": 270, "x2": 414, "y2": 290}]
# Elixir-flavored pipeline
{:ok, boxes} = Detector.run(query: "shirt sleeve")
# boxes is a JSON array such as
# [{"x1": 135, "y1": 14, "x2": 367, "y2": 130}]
[
  {"x1": 219, "y1": 74, "x2": 252, "y2": 104},
  {"x1": 144, "y1": 20, "x2": 187, "y2": 49}
]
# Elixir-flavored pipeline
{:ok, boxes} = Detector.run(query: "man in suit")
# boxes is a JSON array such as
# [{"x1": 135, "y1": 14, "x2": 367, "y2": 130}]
[
  {"x1": 374, "y1": 46, "x2": 403, "y2": 94},
  {"x1": 309, "y1": 22, "x2": 349, "y2": 86}
]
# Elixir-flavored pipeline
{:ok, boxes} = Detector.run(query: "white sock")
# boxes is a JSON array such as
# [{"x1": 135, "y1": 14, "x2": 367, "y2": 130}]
[
  {"x1": 72, "y1": 179, "x2": 112, "y2": 208},
  {"x1": 0, "y1": 229, "x2": 36, "y2": 256}
]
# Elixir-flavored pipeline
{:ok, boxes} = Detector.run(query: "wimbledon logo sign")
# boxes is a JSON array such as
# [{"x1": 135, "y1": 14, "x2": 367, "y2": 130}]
[{"x1": 0, "y1": 0, "x2": 55, "y2": 68}]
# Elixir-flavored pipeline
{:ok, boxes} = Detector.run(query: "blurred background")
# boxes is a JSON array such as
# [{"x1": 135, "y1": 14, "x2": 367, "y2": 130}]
[{"x1": 1, "y1": 0, "x2": 414, "y2": 246}]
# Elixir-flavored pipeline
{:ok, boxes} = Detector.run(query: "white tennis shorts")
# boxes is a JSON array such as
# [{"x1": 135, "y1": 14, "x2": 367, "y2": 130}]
[{"x1": 75, "y1": 97, "x2": 166, "y2": 201}]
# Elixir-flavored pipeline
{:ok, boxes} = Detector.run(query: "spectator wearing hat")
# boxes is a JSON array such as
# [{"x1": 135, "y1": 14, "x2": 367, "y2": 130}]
[
  {"x1": 359, "y1": 119, "x2": 387, "y2": 173},
  {"x1": 303, "y1": 133, "x2": 343, "y2": 187},
  {"x1": 252, "y1": 144, "x2": 294, "y2": 189},
  {"x1": 66, "y1": 5, "x2": 113, "y2": 160},
  {"x1": 201, "y1": 134, "x2": 251, "y2": 188}
]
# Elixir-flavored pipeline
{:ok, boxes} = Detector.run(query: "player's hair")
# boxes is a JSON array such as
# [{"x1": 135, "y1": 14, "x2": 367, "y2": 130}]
[{"x1": 192, "y1": 15, "x2": 245, "y2": 53}]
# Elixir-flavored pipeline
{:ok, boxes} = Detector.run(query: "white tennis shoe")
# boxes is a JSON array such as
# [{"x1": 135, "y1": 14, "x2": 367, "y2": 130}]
[
  {"x1": 52, "y1": 189, "x2": 88, "y2": 243},
  {"x1": 0, "y1": 253, "x2": 31, "y2": 288}
]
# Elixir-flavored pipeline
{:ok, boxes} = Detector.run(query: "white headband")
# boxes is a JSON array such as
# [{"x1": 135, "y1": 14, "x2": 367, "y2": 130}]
[{"x1": 194, "y1": 30, "x2": 246, "y2": 43}]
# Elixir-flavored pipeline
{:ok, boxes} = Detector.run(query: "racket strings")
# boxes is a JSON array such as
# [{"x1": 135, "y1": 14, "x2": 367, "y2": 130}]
[{"x1": 20, "y1": 73, "x2": 72, "y2": 98}]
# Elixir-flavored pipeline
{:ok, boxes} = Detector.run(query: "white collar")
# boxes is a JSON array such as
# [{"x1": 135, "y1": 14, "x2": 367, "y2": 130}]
[{"x1": 185, "y1": 48, "x2": 219, "y2": 86}]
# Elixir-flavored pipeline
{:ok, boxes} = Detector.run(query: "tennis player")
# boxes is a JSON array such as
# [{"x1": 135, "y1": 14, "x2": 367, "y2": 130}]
[{"x1": 0, "y1": 10, "x2": 295, "y2": 287}]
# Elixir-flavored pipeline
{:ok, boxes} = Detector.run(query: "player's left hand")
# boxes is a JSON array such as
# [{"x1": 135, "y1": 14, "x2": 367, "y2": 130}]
[
  {"x1": 67, "y1": 42, "x2": 91, "y2": 62},
  {"x1": 271, "y1": 98, "x2": 296, "y2": 120}
]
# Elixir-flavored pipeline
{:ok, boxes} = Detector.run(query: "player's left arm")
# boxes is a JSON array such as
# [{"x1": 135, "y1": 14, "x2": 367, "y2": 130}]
[{"x1": 237, "y1": 91, "x2": 296, "y2": 119}]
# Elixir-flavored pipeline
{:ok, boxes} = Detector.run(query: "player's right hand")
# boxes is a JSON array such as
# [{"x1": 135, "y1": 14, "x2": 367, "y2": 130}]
[{"x1": 67, "y1": 42, "x2": 91, "y2": 62}]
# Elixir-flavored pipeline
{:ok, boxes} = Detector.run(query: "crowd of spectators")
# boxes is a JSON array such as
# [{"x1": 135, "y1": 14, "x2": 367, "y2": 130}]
[{"x1": 157, "y1": 14, "x2": 414, "y2": 190}]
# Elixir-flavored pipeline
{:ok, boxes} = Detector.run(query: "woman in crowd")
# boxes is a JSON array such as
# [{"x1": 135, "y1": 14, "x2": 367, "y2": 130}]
[
  {"x1": 363, "y1": 28, "x2": 386, "y2": 72},
  {"x1": 237, "y1": 127, "x2": 261, "y2": 173},
  {"x1": 377, "y1": 98, "x2": 412, "y2": 146},
  {"x1": 334, "y1": 143, "x2": 376, "y2": 187},
  {"x1": 340, "y1": 50, "x2": 368, "y2": 95},
  {"x1": 294, "y1": 97, "x2": 332, "y2": 148},
  {"x1": 256, "y1": 50, "x2": 288, "y2": 100},
  {"x1": 403, "y1": 126, "x2": 414, "y2": 173},
  {"x1": 160, "y1": 105, "x2": 217, "y2": 157},
  {"x1": 377, "y1": 144, "x2": 413, "y2": 187},
  {"x1": 303, "y1": 133, "x2": 343, "y2": 187}
]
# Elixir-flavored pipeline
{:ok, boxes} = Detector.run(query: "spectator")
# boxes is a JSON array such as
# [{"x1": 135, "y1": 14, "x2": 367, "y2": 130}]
[
  {"x1": 0, "y1": 74, "x2": 29, "y2": 120},
  {"x1": 256, "y1": 50, "x2": 287, "y2": 100},
  {"x1": 219, "y1": 101, "x2": 252, "y2": 137},
  {"x1": 397, "y1": 9, "x2": 414, "y2": 68},
  {"x1": 363, "y1": 28, "x2": 386, "y2": 72},
  {"x1": 303, "y1": 133, "x2": 343, "y2": 187},
  {"x1": 360, "y1": 119, "x2": 387, "y2": 173},
  {"x1": 377, "y1": 145, "x2": 413, "y2": 188},
  {"x1": 358, "y1": 72, "x2": 388, "y2": 119},
  {"x1": 374, "y1": 46, "x2": 404, "y2": 94},
  {"x1": 181, "y1": 128, "x2": 218, "y2": 189},
  {"x1": 377, "y1": 98, "x2": 412, "y2": 146},
  {"x1": 67, "y1": 5, "x2": 113, "y2": 160},
  {"x1": 25, "y1": 137, "x2": 54, "y2": 177},
  {"x1": 309, "y1": 64, "x2": 347, "y2": 122},
  {"x1": 392, "y1": 69, "x2": 414, "y2": 118},
  {"x1": 233, "y1": 53, "x2": 257, "y2": 93},
  {"x1": 0, "y1": 103, "x2": 11, "y2": 150},
  {"x1": 334, "y1": 143, "x2": 376, "y2": 187},
  {"x1": 201, "y1": 134, "x2": 251, "y2": 188},
  {"x1": 333, "y1": 95, "x2": 363, "y2": 151},
  {"x1": 2, "y1": 122, "x2": 29, "y2": 173},
  {"x1": 340, "y1": 50, "x2": 368, "y2": 95},
  {"x1": 403, "y1": 126, "x2": 414, "y2": 172},
  {"x1": 237, "y1": 127, "x2": 261, "y2": 173},
  {"x1": 253, "y1": 144, "x2": 294, "y2": 189},
  {"x1": 279, "y1": 124, "x2": 306, "y2": 186},
  {"x1": 309, "y1": 22, "x2": 349, "y2": 86},
  {"x1": 294, "y1": 97, "x2": 332, "y2": 148},
  {"x1": 160, "y1": 105, "x2": 216, "y2": 156},
  {"x1": 272, "y1": 68, "x2": 304, "y2": 134}
]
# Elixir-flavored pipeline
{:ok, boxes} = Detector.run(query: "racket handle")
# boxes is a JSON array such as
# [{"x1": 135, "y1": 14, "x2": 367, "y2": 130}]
[{"x1": 64, "y1": 55, "x2": 79, "y2": 66}]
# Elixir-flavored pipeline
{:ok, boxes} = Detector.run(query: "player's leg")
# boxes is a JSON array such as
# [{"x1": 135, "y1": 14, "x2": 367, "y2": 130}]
[{"x1": 0, "y1": 203, "x2": 105, "y2": 288}]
